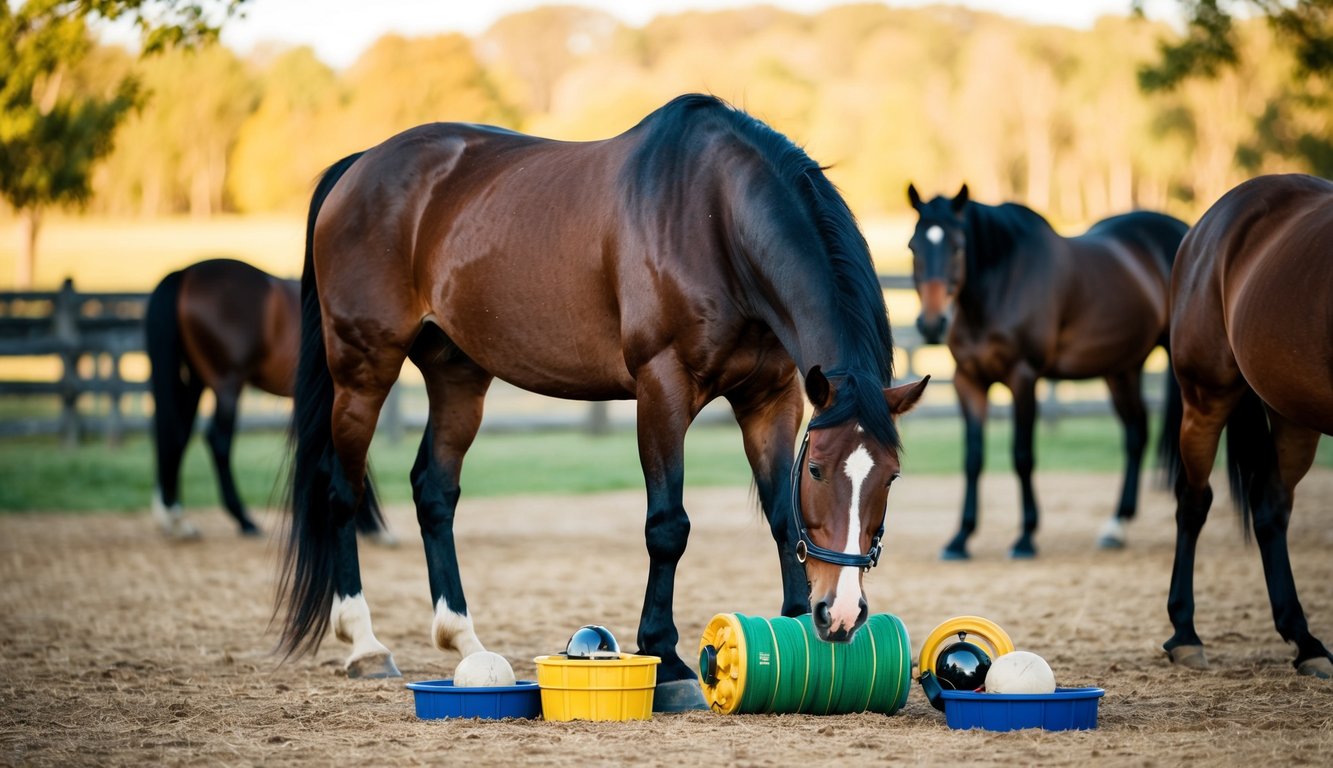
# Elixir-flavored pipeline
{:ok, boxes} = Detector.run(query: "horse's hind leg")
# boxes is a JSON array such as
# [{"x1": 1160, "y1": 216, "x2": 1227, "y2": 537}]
[
  {"x1": 1164, "y1": 385, "x2": 1240, "y2": 669},
  {"x1": 1098, "y1": 370, "x2": 1148, "y2": 549},
  {"x1": 152, "y1": 375, "x2": 204, "y2": 539},
  {"x1": 408, "y1": 333, "x2": 490, "y2": 661},
  {"x1": 1254, "y1": 412, "x2": 1331, "y2": 677},
  {"x1": 324, "y1": 340, "x2": 410, "y2": 679},
  {"x1": 727, "y1": 368, "x2": 806, "y2": 617},
  {"x1": 205, "y1": 379, "x2": 261, "y2": 536}
]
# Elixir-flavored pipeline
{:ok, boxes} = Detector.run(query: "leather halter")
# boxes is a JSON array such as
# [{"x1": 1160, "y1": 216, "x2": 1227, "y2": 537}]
[{"x1": 788, "y1": 428, "x2": 885, "y2": 572}]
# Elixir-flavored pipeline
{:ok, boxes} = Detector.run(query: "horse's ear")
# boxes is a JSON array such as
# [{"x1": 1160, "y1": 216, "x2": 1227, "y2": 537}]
[
  {"x1": 805, "y1": 365, "x2": 832, "y2": 409},
  {"x1": 884, "y1": 375, "x2": 929, "y2": 416},
  {"x1": 951, "y1": 184, "x2": 969, "y2": 215},
  {"x1": 907, "y1": 183, "x2": 922, "y2": 211}
]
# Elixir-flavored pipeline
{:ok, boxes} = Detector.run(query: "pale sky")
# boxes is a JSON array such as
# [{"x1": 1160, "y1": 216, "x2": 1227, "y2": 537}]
[{"x1": 198, "y1": 0, "x2": 1178, "y2": 70}]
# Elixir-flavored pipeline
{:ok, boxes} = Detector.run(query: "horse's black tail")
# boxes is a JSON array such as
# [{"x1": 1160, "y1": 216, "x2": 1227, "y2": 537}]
[
  {"x1": 1224, "y1": 389, "x2": 1275, "y2": 541},
  {"x1": 145, "y1": 269, "x2": 203, "y2": 508},
  {"x1": 1156, "y1": 352, "x2": 1184, "y2": 490},
  {"x1": 275, "y1": 151, "x2": 368, "y2": 659}
]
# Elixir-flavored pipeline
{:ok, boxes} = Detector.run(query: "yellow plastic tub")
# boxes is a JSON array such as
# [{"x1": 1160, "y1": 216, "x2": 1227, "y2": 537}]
[{"x1": 533, "y1": 653, "x2": 660, "y2": 721}]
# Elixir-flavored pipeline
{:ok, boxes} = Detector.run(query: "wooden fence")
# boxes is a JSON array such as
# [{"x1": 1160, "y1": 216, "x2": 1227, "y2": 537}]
[{"x1": 0, "y1": 276, "x2": 1156, "y2": 446}]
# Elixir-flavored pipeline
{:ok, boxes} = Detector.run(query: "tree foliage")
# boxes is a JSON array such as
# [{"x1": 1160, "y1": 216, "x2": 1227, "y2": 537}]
[
  {"x1": 1137, "y1": 0, "x2": 1332, "y2": 88},
  {"x1": 1, "y1": 0, "x2": 246, "y2": 285},
  {"x1": 11, "y1": 3, "x2": 1326, "y2": 246}
]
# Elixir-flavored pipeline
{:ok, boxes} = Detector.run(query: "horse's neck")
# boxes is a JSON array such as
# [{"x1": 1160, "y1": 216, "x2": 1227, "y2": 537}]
[{"x1": 957, "y1": 205, "x2": 1052, "y2": 322}]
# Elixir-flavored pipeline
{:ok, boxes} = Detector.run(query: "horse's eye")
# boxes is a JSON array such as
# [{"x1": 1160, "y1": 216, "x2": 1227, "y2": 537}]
[
  {"x1": 886, "y1": 473, "x2": 901, "y2": 488},
  {"x1": 808, "y1": 463, "x2": 823, "y2": 482}
]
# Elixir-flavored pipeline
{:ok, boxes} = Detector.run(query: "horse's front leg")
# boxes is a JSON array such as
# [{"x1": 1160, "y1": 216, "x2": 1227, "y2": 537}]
[
  {"x1": 727, "y1": 371, "x2": 806, "y2": 617},
  {"x1": 943, "y1": 370, "x2": 989, "y2": 560},
  {"x1": 1007, "y1": 365, "x2": 1039, "y2": 559},
  {"x1": 410, "y1": 347, "x2": 492, "y2": 663},
  {"x1": 633, "y1": 356, "x2": 707, "y2": 711}
]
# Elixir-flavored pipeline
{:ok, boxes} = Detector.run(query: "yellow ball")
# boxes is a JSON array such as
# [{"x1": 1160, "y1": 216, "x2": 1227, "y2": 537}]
[
  {"x1": 453, "y1": 651, "x2": 516, "y2": 687},
  {"x1": 985, "y1": 651, "x2": 1055, "y2": 694}
]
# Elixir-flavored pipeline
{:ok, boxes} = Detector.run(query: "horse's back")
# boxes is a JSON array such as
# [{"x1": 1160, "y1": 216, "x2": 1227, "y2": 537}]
[
  {"x1": 1172, "y1": 174, "x2": 1333, "y2": 432},
  {"x1": 311, "y1": 103, "x2": 796, "y2": 400},
  {"x1": 1035, "y1": 211, "x2": 1179, "y2": 377}
]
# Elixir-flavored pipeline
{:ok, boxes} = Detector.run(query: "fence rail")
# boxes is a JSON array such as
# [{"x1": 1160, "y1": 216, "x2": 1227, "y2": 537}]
[{"x1": 0, "y1": 276, "x2": 1156, "y2": 446}]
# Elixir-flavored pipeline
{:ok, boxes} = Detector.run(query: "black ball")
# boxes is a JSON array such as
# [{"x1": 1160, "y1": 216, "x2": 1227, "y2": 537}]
[{"x1": 935, "y1": 640, "x2": 992, "y2": 691}]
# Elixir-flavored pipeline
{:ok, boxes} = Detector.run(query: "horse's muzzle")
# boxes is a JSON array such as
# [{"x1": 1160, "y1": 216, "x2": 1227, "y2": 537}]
[
  {"x1": 916, "y1": 313, "x2": 949, "y2": 345},
  {"x1": 812, "y1": 596, "x2": 869, "y2": 643}
]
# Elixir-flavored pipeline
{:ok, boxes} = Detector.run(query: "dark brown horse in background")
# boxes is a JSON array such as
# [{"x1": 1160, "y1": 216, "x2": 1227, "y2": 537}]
[
  {"x1": 1163, "y1": 173, "x2": 1333, "y2": 678},
  {"x1": 277, "y1": 94, "x2": 928, "y2": 711},
  {"x1": 146, "y1": 259, "x2": 389, "y2": 541},
  {"x1": 907, "y1": 184, "x2": 1188, "y2": 559}
]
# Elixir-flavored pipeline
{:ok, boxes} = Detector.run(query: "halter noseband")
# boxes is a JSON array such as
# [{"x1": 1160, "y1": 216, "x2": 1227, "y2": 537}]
[{"x1": 789, "y1": 429, "x2": 885, "y2": 572}]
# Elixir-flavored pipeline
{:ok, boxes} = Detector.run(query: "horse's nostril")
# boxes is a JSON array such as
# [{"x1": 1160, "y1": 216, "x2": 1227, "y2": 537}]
[{"x1": 813, "y1": 602, "x2": 831, "y2": 629}]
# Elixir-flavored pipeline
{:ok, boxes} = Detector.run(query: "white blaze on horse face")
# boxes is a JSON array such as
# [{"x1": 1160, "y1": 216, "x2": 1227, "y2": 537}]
[
  {"x1": 831, "y1": 443, "x2": 874, "y2": 632},
  {"x1": 926, "y1": 225, "x2": 945, "y2": 245},
  {"x1": 331, "y1": 592, "x2": 392, "y2": 667},
  {"x1": 433, "y1": 597, "x2": 486, "y2": 658}
]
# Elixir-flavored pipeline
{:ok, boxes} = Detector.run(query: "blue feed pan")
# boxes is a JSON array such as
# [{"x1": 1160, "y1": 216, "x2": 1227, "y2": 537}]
[
  {"x1": 406, "y1": 680, "x2": 542, "y2": 720},
  {"x1": 939, "y1": 687, "x2": 1105, "y2": 731}
]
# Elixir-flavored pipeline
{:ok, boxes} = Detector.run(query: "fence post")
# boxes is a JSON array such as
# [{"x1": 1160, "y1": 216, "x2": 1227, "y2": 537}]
[
  {"x1": 54, "y1": 278, "x2": 82, "y2": 449},
  {"x1": 585, "y1": 401, "x2": 610, "y2": 436},
  {"x1": 105, "y1": 349, "x2": 126, "y2": 446},
  {"x1": 381, "y1": 382, "x2": 403, "y2": 444}
]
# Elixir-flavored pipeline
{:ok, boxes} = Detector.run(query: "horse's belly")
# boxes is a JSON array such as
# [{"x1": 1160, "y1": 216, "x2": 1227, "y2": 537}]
[{"x1": 436, "y1": 300, "x2": 634, "y2": 400}]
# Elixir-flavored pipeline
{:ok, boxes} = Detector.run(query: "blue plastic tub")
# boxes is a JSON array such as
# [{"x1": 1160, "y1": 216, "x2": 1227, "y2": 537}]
[
  {"x1": 406, "y1": 680, "x2": 543, "y2": 720},
  {"x1": 939, "y1": 687, "x2": 1105, "y2": 731}
]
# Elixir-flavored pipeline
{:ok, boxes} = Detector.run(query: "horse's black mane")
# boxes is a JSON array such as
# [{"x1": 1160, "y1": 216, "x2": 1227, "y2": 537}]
[
  {"x1": 962, "y1": 201, "x2": 1050, "y2": 271},
  {"x1": 629, "y1": 94, "x2": 898, "y2": 449}
]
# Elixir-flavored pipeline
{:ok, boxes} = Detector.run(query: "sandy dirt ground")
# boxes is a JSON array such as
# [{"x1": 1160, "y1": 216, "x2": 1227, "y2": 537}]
[{"x1": 3, "y1": 469, "x2": 1332, "y2": 766}]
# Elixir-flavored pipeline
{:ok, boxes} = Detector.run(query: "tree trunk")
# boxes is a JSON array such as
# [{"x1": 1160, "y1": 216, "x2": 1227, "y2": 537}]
[{"x1": 16, "y1": 207, "x2": 41, "y2": 289}]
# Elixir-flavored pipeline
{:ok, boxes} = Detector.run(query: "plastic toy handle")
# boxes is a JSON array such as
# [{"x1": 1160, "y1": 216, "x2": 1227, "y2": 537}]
[{"x1": 918, "y1": 616, "x2": 1015, "y2": 677}]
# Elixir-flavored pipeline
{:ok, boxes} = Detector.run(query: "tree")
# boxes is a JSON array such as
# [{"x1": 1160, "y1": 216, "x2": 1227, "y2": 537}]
[
  {"x1": 0, "y1": 0, "x2": 244, "y2": 287},
  {"x1": 1136, "y1": 0, "x2": 1332, "y2": 90},
  {"x1": 1136, "y1": 1, "x2": 1333, "y2": 180}
]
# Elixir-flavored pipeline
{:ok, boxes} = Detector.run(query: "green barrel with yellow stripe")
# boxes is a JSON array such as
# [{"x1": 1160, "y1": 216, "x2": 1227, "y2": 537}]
[{"x1": 697, "y1": 612, "x2": 912, "y2": 715}]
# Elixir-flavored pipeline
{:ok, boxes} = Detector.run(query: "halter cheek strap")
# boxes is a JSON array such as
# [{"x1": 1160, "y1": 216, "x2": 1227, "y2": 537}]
[{"x1": 789, "y1": 429, "x2": 885, "y2": 572}]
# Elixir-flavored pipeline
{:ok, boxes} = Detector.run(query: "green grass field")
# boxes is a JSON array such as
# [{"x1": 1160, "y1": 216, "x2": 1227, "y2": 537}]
[{"x1": 2, "y1": 415, "x2": 1327, "y2": 513}]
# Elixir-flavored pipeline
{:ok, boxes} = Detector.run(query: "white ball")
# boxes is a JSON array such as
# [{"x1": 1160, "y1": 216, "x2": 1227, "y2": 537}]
[
  {"x1": 453, "y1": 651, "x2": 516, "y2": 688},
  {"x1": 985, "y1": 651, "x2": 1056, "y2": 694}
]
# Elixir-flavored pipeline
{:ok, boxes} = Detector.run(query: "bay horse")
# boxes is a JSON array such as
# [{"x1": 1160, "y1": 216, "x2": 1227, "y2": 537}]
[
  {"x1": 906, "y1": 184, "x2": 1188, "y2": 559},
  {"x1": 1163, "y1": 173, "x2": 1333, "y2": 678},
  {"x1": 146, "y1": 258, "x2": 389, "y2": 542},
  {"x1": 276, "y1": 94, "x2": 928, "y2": 710}
]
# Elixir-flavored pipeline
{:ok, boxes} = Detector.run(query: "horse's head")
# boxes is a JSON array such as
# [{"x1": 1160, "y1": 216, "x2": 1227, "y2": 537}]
[
  {"x1": 907, "y1": 183, "x2": 970, "y2": 344},
  {"x1": 795, "y1": 367, "x2": 928, "y2": 643}
]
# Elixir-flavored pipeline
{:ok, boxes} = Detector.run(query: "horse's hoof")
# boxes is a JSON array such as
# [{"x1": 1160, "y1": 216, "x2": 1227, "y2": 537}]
[
  {"x1": 1297, "y1": 656, "x2": 1333, "y2": 679},
  {"x1": 1097, "y1": 519, "x2": 1126, "y2": 549},
  {"x1": 940, "y1": 546, "x2": 970, "y2": 561},
  {"x1": 346, "y1": 651, "x2": 401, "y2": 679},
  {"x1": 1167, "y1": 644, "x2": 1208, "y2": 669},
  {"x1": 161, "y1": 519, "x2": 201, "y2": 540},
  {"x1": 652, "y1": 679, "x2": 707, "y2": 712},
  {"x1": 1009, "y1": 545, "x2": 1037, "y2": 560},
  {"x1": 364, "y1": 530, "x2": 400, "y2": 549},
  {"x1": 239, "y1": 525, "x2": 264, "y2": 538}
]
